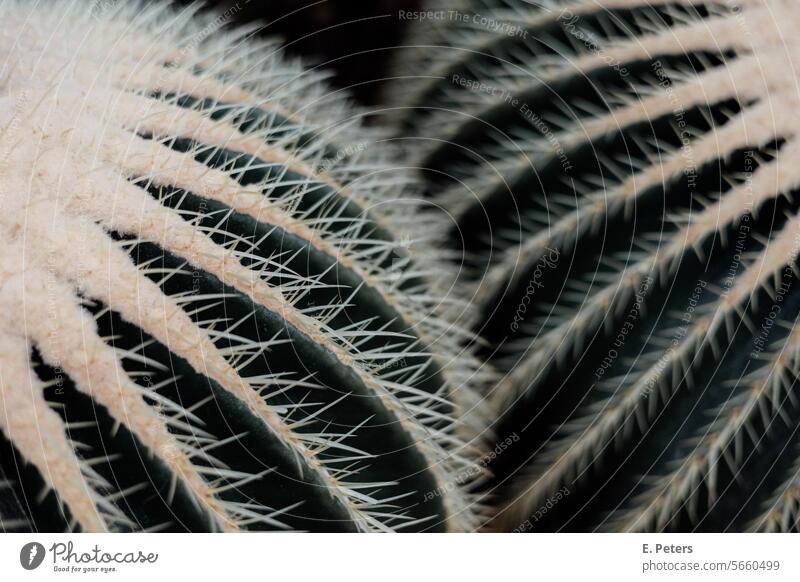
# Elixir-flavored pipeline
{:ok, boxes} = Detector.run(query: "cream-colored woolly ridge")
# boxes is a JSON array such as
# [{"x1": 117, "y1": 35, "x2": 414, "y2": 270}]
[
  {"x1": 393, "y1": 0, "x2": 800, "y2": 532},
  {"x1": 0, "y1": 1, "x2": 495, "y2": 532}
]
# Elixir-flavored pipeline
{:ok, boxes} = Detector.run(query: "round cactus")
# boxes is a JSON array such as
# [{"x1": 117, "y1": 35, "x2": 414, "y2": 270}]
[
  {"x1": 393, "y1": 0, "x2": 800, "y2": 531},
  {"x1": 0, "y1": 1, "x2": 496, "y2": 533}
]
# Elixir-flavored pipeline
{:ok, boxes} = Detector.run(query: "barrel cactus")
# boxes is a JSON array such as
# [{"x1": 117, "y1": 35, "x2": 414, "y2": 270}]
[
  {"x1": 0, "y1": 0, "x2": 496, "y2": 533},
  {"x1": 393, "y1": 0, "x2": 800, "y2": 531}
]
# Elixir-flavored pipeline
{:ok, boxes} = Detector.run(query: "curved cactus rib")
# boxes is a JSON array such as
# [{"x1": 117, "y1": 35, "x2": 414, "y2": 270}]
[
  {"x1": 567, "y1": 50, "x2": 794, "y2": 153},
  {"x1": 563, "y1": 1, "x2": 793, "y2": 85},
  {"x1": 0, "y1": 324, "x2": 112, "y2": 532},
  {"x1": 0, "y1": 266, "x2": 262, "y2": 532}
]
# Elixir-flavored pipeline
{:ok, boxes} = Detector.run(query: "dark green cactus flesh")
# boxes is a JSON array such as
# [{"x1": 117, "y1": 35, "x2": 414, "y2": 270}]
[
  {"x1": 7, "y1": 0, "x2": 800, "y2": 536},
  {"x1": 393, "y1": 0, "x2": 800, "y2": 531},
  {"x1": 0, "y1": 1, "x2": 493, "y2": 533}
]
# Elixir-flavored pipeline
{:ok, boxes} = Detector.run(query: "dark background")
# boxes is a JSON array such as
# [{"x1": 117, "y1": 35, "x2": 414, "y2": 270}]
[{"x1": 177, "y1": 0, "x2": 421, "y2": 105}]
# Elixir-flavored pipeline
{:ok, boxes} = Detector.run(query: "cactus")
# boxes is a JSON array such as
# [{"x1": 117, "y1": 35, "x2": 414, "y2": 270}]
[
  {"x1": 393, "y1": 0, "x2": 800, "y2": 531},
  {"x1": 0, "y1": 1, "x2": 496, "y2": 533}
]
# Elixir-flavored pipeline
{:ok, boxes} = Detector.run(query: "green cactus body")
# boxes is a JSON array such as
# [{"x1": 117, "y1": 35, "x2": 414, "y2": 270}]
[
  {"x1": 394, "y1": 0, "x2": 800, "y2": 531},
  {"x1": 0, "y1": 1, "x2": 494, "y2": 533}
]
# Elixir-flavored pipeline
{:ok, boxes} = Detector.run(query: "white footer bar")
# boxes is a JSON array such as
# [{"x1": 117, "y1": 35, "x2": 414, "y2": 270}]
[{"x1": 1, "y1": 533, "x2": 797, "y2": 581}]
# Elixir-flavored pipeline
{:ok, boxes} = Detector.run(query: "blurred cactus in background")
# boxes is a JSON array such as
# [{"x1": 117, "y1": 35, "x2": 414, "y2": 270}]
[{"x1": 392, "y1": 0, "x2": 800, "y2": 532}]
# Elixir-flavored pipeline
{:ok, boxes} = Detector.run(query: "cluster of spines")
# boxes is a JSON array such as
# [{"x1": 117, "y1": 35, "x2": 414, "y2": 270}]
[
  {"x1": 0, "y1": 0, "x2": 496, "y2": 533},
  {"x1": 394, "y1": 0, "x2": 800, "y2": 531}
]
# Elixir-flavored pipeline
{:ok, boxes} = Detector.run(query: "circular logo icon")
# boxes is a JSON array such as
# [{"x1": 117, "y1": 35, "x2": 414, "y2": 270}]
[{"x1": 19, "y1": 542, "x2": 46, "y2": 570}]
